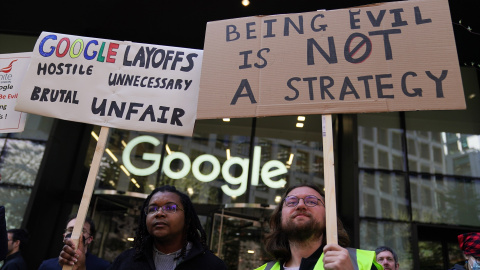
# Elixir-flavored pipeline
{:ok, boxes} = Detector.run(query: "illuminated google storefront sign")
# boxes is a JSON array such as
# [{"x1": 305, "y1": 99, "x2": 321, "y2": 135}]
[{"x1": 122, "y1": 135, "x2": 287, "y2": 196}]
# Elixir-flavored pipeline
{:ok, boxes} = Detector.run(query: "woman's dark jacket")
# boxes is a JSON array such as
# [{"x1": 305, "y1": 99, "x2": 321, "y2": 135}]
[{"x1": 108, "y1": 238, "x2": 226, "y2": 270}]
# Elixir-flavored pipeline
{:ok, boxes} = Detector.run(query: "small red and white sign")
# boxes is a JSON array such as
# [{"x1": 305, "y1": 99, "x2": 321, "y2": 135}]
[{"x1": 0, "y1": 53, "x2": 30, "y2": 133}]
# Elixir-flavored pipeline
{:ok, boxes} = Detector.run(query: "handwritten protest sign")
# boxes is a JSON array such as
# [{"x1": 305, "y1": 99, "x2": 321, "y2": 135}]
[
  {"x1": 16, "y1": 32, "x2": 203, "y2": 136},
  {"x1": 198, "y1": 0, "x2": 465, "y2": 246},
  {"x1": 0, "y1": 53, "x2": 29, "y2": 133},
  {"x1": 13, "y1": 33, "x2": 203, "y2": 269},
  {"x1": 198, "y1": 0, "x2": 465, "y2": 119}
]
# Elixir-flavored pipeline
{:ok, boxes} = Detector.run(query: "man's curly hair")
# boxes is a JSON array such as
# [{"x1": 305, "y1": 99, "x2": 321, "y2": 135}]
[{"x1": 133, "y1": 185, "x2": 208, "y2": 259}]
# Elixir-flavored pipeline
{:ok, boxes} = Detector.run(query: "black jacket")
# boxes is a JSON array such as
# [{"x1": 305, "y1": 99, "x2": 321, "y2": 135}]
[
  {"x1": 1, "y1": 252, "x2": 27, "y2": 270},
  {"x1": 108, "y1": 239, "x2": 226, "y2": 270},
  {"x1": 449, "y1": 263, "x2": 466, "y2": 270}
]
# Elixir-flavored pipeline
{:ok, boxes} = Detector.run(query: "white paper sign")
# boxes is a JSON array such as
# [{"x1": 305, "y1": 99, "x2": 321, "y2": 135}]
[
  {"x1": 15, "y1": 32, "x2": 203, "y2": 136},
  {"x1": 0, "y1": 53, "x2": 29, "y2": 133}
]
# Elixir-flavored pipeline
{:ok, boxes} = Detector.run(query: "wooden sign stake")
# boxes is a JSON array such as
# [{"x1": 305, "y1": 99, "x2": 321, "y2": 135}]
[
  {"x1": 62, "y1": 126, "x2": 109, "y2": 270},
  {"x1": 322, "y1": 114, "x2": 338, "y2": 245}
]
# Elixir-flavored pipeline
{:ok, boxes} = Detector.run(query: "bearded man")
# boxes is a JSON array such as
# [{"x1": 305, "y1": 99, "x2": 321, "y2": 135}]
[{"x1": 255, "y1": 184, "x2": 381, "y2": 270}]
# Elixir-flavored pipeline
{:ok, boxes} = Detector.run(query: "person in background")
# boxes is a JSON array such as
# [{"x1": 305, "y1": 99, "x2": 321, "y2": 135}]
[
  {"x1": 38, "y1": 215, "x2": 109, "y2": 270},
  {"x1": 1, "y1": 229, "x2": 28, "y2": 270},
  {"x1": 450, "y1": 232, "x2": 480, "y2": 270},
  {"x1": 255, "y1": 184, "x2": 381, "y2": 270},
  {"x1": 375, "y1": 246, "x2": 399, "y2": 270},
  {"x1": 59, "y1": 185, "x2": 226, "y2": 270},
  {"x1": 0, "y1": 206, "x2": 7, "y2": 261}
]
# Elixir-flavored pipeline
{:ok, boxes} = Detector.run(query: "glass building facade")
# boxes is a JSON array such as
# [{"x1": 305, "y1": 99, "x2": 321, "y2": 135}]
[
  {"x1": 1, "y1": 66, "x2": 479, "y2": 269},
  {"x1": 50, "y1": 66, "x2": 476, "y2": 269},
  {"x1": 357, "y1": 67, "x2": 480, "y2": 269}
]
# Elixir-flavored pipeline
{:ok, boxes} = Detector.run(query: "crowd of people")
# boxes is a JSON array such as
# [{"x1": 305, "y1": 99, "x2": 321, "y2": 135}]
[{"x1": 1, "y1": 185, "x2": 479, "y2": 270}]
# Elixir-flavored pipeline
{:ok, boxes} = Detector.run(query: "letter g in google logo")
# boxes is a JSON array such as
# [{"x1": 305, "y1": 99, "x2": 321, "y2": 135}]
[{"x1": 122, "y1": 135, "x2": 287, "y2": 197}]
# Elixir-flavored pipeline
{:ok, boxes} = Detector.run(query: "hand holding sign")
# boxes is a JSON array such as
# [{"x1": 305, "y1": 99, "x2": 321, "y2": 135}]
[{"x1": 59, "y1": 233, "x2": 86, "y2": 270}]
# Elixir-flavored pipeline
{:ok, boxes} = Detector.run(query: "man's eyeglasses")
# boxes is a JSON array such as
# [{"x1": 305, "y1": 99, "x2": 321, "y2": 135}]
[
  {"x1": 284, "y1": 195, "x2": 325, "y2": 207},
  {"x1": 144, "y1": 202, "x2": 184, "y2": 215}
]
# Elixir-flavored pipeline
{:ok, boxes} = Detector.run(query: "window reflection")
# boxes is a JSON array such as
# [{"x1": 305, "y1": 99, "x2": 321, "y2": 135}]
[
  {"x1": 0, "y1": 139, "x2": 46, "y2": 187},
  {"x1": 93, "y1": 128, "x2": 164, "y2": 194},
  {"x1": 359, "y1": 220, "x2": 413, "y2": 270},
  {"x1": 0, "y1": 114, "x2": 51, "y2": 229},
  {"x1": 255, "y1": 115, "x2": 324, "y2": 191},
  {"x1": 357, "y1": 67, "x2": 480, "y2": 269},
  {"x1": 448, "y1": 242, "x2": 466, "y2": 267},
  {"x1": 8, "y1": 115, "x2": 53, "y2": 140},
  {"x1": 411, "y1": 175, "x2": 480, "y2": 227},
  {"x1": 419, "y1": 241, "x2": 443, "y2": 270},
  {"x1": 358, "y1": 113, "x2": 404, "y2": 171},
  {"x1": 0, "y1": 188, "x2": 31, "y2": 229},
  {"x1": 295, "y1": 150, "x2": 310, "y2": 174},
  {"x1": 162, "y1": 120, "x2": 251, "y2": 203},
  {"x1": 359, "y1": 170, "x2": 409, "y2": 220}
]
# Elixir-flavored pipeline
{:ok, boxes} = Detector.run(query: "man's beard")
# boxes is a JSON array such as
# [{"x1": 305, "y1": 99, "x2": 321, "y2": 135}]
[{"x1": 282, "y1": 213, "x2": 324, "y2": 242}]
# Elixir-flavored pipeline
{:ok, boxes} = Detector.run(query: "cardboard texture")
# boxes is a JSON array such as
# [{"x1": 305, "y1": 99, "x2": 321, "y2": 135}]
[
  {"x1": 16, "y1": 32, "x2": 203, "y2": 136},
  {"x1": 198, "y1": 0, "x2": 465, "y2": 119}
]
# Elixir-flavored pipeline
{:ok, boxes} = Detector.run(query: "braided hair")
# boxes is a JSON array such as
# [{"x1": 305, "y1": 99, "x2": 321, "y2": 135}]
[{"x1": 133, "y1": 185, "x2": 208, "y2": 259}]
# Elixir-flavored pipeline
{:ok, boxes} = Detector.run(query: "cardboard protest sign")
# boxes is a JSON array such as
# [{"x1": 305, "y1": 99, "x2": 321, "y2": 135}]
[
  {"x1": 0, "y1": 53, "x2": 29, "y2": 133},
  {"x1": 16, "y1": 32, "x2": 203, "y2": 136},
  {"x1": 198, "y1": 0, "x2": 465, "y2": 119}
]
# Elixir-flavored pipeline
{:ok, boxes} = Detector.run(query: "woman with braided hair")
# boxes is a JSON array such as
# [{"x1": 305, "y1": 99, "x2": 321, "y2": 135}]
[{"x1": 59, "y1": 185, "x2": 226, "y2": 270}]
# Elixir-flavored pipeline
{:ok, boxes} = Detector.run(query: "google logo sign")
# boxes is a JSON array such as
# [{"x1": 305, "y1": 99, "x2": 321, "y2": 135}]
[{"x1": 122, "y1": 135, "x2": 287, "y2": 196}]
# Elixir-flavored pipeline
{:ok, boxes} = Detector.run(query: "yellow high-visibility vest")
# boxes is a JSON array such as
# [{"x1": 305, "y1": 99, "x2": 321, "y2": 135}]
[{"x1": 255, "y1": 248, "x2": 382, "y2": 270}]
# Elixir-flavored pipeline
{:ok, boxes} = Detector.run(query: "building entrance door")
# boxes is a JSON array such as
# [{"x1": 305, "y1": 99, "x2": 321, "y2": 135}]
[{"x1": 210, "y1": 203, "x2": 275, "y2": 270}]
